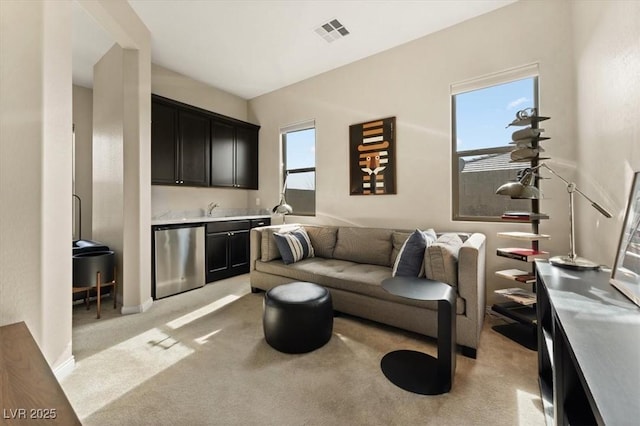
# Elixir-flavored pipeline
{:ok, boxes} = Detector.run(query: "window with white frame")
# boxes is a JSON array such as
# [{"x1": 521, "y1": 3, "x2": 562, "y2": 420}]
[
  {"x1": 451, "y1": 65, "x2": 539, "y2": 221},
  {"x1": 281, "y1": 121, "x2": 316, "y2": 216}
]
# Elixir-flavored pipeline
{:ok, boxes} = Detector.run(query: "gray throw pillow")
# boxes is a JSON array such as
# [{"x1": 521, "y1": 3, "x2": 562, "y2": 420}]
[
  {"x1": 303, "y1": 226, "x2": 338, "y2": 258},
  {"x1": 391, "y1": 229, "x2": 437, "y2": 277},
  {"x1": 424, "y1": 233, "x2": 464, "y2": 287}
]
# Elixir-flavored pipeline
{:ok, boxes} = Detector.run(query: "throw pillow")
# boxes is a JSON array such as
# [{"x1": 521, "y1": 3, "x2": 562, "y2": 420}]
[
  {"x1": 392, "y1": 229, "x2": 437, "y2": 277},
  {"x1": 273, "y1": 228, "x2": 315, "y2": 265},
  {"x1": 424, "y1": 233, "x2": 464, "y2": 287},
  {"x1": 303, "y1": 226, "x2": 338, "y2": 258},
  {"x1": 260, "y1": 225, "x2": 301, "y2": 262}
]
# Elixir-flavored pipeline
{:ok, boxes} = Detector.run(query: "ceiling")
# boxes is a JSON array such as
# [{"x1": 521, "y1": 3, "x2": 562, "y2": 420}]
[{"x1": 72, "y1": 0, "x2": 516, "y2": 100}]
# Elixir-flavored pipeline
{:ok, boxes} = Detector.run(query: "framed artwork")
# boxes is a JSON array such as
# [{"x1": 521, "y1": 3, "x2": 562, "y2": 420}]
[
  {"x1": 611, "y1": 171, "x2": 640, "y2": 308},
  {"x1": 349, "y1": 117, "x2": 396, "y2": 195}
]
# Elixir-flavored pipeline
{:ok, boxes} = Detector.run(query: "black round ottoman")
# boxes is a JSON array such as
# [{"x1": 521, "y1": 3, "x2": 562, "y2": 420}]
[{"x1": 263, "y1": 282, "x2": 333, "y2": 353}]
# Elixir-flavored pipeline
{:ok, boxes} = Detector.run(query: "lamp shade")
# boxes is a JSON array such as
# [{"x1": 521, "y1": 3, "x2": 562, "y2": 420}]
[
  {"x1": 495, "y1": 181, "x2": 541, "y2": 199},
  {"x1": 273, "y1": 201, "x2": 293, "y2": 215}
]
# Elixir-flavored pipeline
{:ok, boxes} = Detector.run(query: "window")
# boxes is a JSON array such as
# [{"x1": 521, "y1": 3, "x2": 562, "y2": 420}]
[
  {"x1": 452, "y1": 65, "x2": 539, "y2": 221},
  {"x1": 282, "y1": 121, "x2": 316, "y2": 216}
]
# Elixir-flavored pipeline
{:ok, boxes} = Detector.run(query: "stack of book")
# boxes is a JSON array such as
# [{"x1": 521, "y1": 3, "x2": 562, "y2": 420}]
[
  {"x1": 495, "y1": 268, "x2": 537, "y2": 284},
  {"x1": 497, "y1": 247, "x2": 549, "y2": 262},
  {"x1": 495, "y1": 288, "x2": 537, "y2": 306},
  {"x1": 501, "y1": 211, "x2": 550, "y2": 221}
]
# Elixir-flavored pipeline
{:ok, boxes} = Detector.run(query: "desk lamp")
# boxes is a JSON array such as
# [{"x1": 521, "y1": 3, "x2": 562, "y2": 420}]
[{"x1": 496, "y1": 163, "x2": 612, "y2": 270}]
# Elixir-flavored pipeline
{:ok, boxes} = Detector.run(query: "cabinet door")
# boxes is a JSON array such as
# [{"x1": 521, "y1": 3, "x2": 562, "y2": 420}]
[
  {"x1": 206, "y1": 232, "x2": 230, "y2": 283},
  {"x1": 179, "y1": 110, "x2": 210, "y2": 187},
  {"x1": 235, "y1": 126, "x2": 259, "y2": 189},
  {"x1": 229, "y1": 230, "x2": 249, "y2": 273},
  {"x1": 210, "y1": 121, "x2": 235, "y2": 187},
  {"x1": 151, "y1": 101, "x2": 179, "y2": 185}
]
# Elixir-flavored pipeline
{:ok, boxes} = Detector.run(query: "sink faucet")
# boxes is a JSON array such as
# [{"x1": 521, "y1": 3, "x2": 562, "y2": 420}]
[{"x1": 207, "y1": 202, "x2": 220, "y2": 216}]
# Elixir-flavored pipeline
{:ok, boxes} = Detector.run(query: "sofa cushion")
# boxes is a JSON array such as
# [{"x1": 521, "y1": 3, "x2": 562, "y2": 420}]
[
  {"x1": 273, "y1": 228, "x2": 315, "y2": 265},
  {"x1": 391, "y1": 231, "x2": 412, "y2": 265},
  {"x1": 424, "y1": 233, "x2": 464, "y2": 287},
  {"x1": 254, "y1": 258, "x2": 465, "y2": 314},
  {"x1": 261, "y1": 225, "x2": 302, "y2": 262},
  {"x1": 392, "y1": 229, "x2": 437, "y2": 277},
  {"x1": 303, "y1": 225, "x2": 338, "y2": 258},
  {"x1": 333, "y1": 227, "x2": 393, "y2": 267}
]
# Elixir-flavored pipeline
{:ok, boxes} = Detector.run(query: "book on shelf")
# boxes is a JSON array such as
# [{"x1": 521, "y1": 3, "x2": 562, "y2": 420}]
[
  {"x1": 497, "y1": 247, "x2": 549, "y2": 262},
  {"x1": 501, "y1": 211, "x2": 550, "y2": 221},
  {"x1": 495, "y1": 269, "x2": 537, "y2": 283},
  {"x1": 495, "y1": 288, "x2": 537, "y2": 306},
  {"x1": 497, "y1": 231, "x2": 551, "y2": 240}
]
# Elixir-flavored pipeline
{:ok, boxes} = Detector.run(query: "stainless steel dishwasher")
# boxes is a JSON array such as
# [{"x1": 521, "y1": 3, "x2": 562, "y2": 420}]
[{"x1": 153, "y1": 224, "x2": 205, "y2": 299}]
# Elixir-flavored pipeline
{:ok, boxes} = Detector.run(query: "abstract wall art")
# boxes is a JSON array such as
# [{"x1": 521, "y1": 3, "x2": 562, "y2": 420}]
[{"x1": 349, "y1": 117, "x2": 396, "y2": 195}]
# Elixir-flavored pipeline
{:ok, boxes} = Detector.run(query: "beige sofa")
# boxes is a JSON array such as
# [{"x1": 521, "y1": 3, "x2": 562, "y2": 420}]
[{"x1": 249, "y1": 224, "x2": 486, "y2": 358}]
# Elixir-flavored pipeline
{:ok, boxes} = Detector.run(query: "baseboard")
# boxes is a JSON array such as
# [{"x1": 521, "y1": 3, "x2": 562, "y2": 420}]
[
  {"x1": 121, "y1": 297, "x2": 154, "y2": 315},
  {"x1": 53, "y1": 355, "x2": 75, "y2": 381}
]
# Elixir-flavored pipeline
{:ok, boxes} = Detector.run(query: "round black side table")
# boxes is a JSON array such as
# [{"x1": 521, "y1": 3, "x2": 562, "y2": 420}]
[{"x1": 380, "y1": 277, "x2": 456, "y2": 395}]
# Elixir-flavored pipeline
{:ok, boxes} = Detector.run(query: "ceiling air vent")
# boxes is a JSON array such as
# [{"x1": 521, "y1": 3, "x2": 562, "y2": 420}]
[{"x1": 314, "y1": 19, "x2": 350, "y2": 43}]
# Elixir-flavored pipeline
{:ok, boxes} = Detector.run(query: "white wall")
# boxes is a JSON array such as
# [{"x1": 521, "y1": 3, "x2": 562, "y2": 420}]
[
  {"x1": 93, "y1": 44, "x2": 125, "y2": 292},
  {"x1": 249, "y1": 0, "x2": 577, "y2": 305},
  {"x1": 81, "y1": 0, "x2": 152, "y2": 314},
  {"x1": 571, "y1": 0, "x2": 640, "y2": 266},
  {"x1": 0, "y1": 0, "x2": 73, "y2": 370},
  {"x1": 151, "y1": 64, "x2": 257, "y2": 216},
  {"x1": 73, "y1": 85, "x2": 94, "y2": 240}
]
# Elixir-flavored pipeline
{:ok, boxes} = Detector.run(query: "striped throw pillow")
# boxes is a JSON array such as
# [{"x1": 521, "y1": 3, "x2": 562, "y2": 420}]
[{"x1": 273, "y1": 229, "x2": 315, "y2": 264}]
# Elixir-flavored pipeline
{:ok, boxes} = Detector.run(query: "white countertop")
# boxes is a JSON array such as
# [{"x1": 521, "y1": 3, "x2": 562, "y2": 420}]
[{"x1": 152, "y1": 214, "x2": 271, "y2": 226}]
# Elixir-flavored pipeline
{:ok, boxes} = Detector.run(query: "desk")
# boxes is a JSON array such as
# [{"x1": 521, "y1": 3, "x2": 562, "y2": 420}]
[
  {"x1": 536, "y1": 261, "x2": 640, "y2": 425},
  {"x1": 0, "y1": 322, "x2": 80, "y2": 425},
  {"x1": 380, "y1": 277, "x2": 456, "y2": 395}
]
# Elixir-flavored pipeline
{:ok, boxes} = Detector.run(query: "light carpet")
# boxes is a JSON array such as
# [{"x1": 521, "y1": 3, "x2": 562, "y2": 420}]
[{"x1": 62, "y1": 275, "x2": 544, "y2": 425}]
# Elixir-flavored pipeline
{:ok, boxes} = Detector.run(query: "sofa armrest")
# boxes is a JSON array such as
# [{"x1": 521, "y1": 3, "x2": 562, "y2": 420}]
[{"x1": 456, "y1": 233, "x2": 486, "y2": 343}]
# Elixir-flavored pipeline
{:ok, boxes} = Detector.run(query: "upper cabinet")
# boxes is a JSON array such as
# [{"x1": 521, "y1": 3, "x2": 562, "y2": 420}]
[
  {"x1": 178, "y1": 109, "x2": 211, "y2": 186},
  {"x1": 151, "y1": 100, "x2": 178, "y2": 185},
  {"x1": 151, "y1": 95, "x2": 259, "y2": 189},
  {"x1": 211, "y1": 121, "x2": 259, "y2": 189}
]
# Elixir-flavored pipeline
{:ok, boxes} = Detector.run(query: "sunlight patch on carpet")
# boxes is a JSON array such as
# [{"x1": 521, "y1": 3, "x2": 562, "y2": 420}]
[
  {"x1": 195, "y1": 329, "x2": 222, "y2": 345},
  {"x1": 165, "y1": 294, "x2": 241, "y2": 330},
  {"x1": 61, "y1": 328, "x2": 194, "y2": 419},
  {"x1": 517, "y1": 388, "x2": 541, "y2": 424}
]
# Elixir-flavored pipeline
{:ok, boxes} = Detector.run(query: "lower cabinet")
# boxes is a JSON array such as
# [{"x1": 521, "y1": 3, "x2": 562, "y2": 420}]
[{"x1": 206, "y1": 218, "x2": 270, "y2": 283}]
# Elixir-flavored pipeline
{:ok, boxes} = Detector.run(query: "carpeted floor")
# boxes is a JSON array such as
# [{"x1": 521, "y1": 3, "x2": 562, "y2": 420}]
[{"x1": 61, "y1": 275, "x2": 545, "y2": 425}]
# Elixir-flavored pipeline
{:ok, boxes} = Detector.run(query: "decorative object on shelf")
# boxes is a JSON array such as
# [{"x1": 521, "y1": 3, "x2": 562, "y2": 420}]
[
  {"x1": 496, "y1": 162, "x2": 612, "y2": 270},
  {"x1": 272, "y1": 172, "x2": 293, "y2": 223},
  {"x1": 349, "y1": 117, "x2": 396, "y2": 195},
  {"x1": 610, "y1": 171, "x2": 640, "y2": 307}
]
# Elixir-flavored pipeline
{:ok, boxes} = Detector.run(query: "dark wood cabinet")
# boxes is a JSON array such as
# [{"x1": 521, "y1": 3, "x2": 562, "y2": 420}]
[
  {"x1": 151, "y1": 101, "x2": 178, "y2": 185},
  {"x1": 211, "y1": 121, "x2": 259, "y2": 189},
  {"x1": 151, "y1": 97, "x2": 210, "y2": 186},
  {"x1": 206, "y1": 220, "x2": 250, "y2": 282},
  {"x1": 178, "y1": 110, "x2": 210, "y2": 186},
  {"x1": 205, "y1": 217, "x2": 270, "y2": 283},
  {"x1": 151, "y1": 94, "x2": 259, "y2": 188},
  {"x1": 210, "y1": 121, "x2": 235, "y2": 187}
]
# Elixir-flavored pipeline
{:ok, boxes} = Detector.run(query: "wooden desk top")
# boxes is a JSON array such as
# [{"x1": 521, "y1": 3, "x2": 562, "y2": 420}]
[{"x1": 0, "y1": 322, "x2": 80, "y2": 425}]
